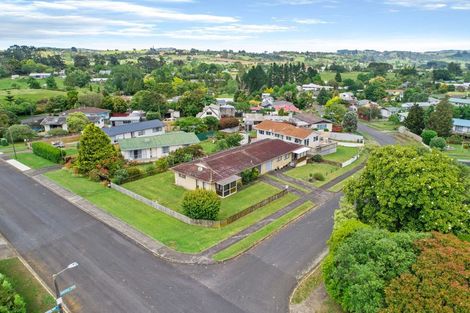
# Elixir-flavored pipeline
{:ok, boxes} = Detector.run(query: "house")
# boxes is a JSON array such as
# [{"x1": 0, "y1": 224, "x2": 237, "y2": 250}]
[
  {"x1": 357, "y1": 99, "x2": 377, "y2": 107},
  {"x1": 254, "y1": 120, "x2": 336, "y2": 155},
  {"x1": 104, "y1": 119, "x2": 165, "y2": 143},
  {"x1": 62, "y1": 107, "x2": 111, "y2": 120},
  {"x1": 216, "y1": 98, "x2": 234, "y2": 106},
  {"x1": 301, "y1": 84, "x2": 333, "y2": 92},
  {"x1": 172, "y1": 139, "x2": 307, "y2": 197},
  {"x1": 243, "y1": 113, "x2": 290, "y2": 131},
  {"x1": 339, "y1": 92, "x2": 356, "y2": 103},
  {"x1": 291, "y1": 113, "x2": 333, "y2": 131},
  {"x1": 98, "y1": 70, "x2": 112, "y2": 75},
  {"x1": 29, "y1": 73, "x2": 51, "y2": 79},
  {"x1": 40, "y1": 116, "x2": 68, "y2": 132},
  {"x1": 110, "y1": 111, "x2": 144, "y2": 126},
  {"x1": 452, "y1": 118, "x2": 470, "y2": 135},
  {"x1": 164, "y1": 109, "x2": 180, "y2": 121},
  {"x1": 401, "y1": 101, "x2": 436, "y2": 110},
  {"x1": 385, "y1": 89, "x2": 404, "y2": 100},
  {"x1": 21, "y1": 115, "x2": 48, "y2": 131},
  {"x1": 90, "y1": 78, "x2": 108, "y2": 83},
  {"x1": 273, "y1": 100, "x2": 300, "y2": 114},
  {"x1": 196, "y1": 104, "x2": 236, "y2": 120},
  {"x1": 380, "y1": 107, "x2": 401, "y2": 119},
  {"x1": 261, "y1": 93, "x2": 274, "y2": 107},
  {"x1": 118, "y1": 131, "x2": 199, "y2": 162},
  {"x1": 449, "y1": 98, "x2": 470, "y2": 107}
]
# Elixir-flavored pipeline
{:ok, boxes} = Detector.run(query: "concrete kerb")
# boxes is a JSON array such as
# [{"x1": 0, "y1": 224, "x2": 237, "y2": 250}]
[{"x1": 0, "y1": 232, "x2": 72, "y2": 313}]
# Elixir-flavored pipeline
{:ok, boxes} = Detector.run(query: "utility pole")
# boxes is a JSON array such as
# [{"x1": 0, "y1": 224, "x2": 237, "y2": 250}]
[
  {"x1": 46, "y1": 262, "x2": 78, "y2": 313},
  {"x1": 8, "y1": 130, "x2": 17, "y2": 159}
]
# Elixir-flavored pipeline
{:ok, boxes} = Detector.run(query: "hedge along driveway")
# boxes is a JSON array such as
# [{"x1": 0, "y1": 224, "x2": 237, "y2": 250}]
[
  {"x1": 45, "y1": 170, "x2": 299, "y2": 253},
  {"x1": 123, "y1": 171, "x2": 280, "y2": 220}
]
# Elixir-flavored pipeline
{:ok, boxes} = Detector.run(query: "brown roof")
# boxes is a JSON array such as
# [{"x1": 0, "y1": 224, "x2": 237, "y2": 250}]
[
  {"x1": 172, "y1": 139, "x2": 302, "y2": 183},
  {"x1": 63, "y1": 107, "x2": 110, "y2": 115},
  {"x1": 254, "y1": 120, "x2": 314, "y2": 139},
  {"x1": 293, "y1": 113, "x2": 331, "y2": 125}
]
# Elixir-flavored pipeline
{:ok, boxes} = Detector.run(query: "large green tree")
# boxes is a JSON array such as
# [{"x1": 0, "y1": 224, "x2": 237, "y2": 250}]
[
  {"x1": 131, "y1": 90, "x2": 167, "y2": 114},
  {"x1": 77, "y1": 124, "x2": 117, "y2": 174},
  {"x1": 324, "y1": 102, "x2": 347, "y2": 123},
  {"x1": 66, "y1": 112, "x2": 90, "y2": 133},
  {"x1": 345, "y1": 145, "x2": 469, "y2": 235},
  {"x1": 427, "y1": 98, "x2": 453, "y2": 137},
  {"x1": 342, "y1": 111, "x2": 358, "y2": 132},
  {"x1": 404, "y1": 104, "x2": 425, "y2": 135}
]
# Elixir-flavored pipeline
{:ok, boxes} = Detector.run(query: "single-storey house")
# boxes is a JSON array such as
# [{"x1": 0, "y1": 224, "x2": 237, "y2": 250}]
[
  {"x1": 380, "y1": 107, "x2": 401, "y2": 119},
  {"x1": 452, "y1": 118, "x2": 470, "y2": 135},
  {"x1": 243, "y1": 113, "x2": 290, "y2": 131},
  {"x1": 301, "y1": 84, "x2": 334, "y2": 92},
  {"x1": 172, "y1": 139, "x2": 307, "y2": 197},
  {"x1": 273, "y1": 101, "x2": 300, "y2": 114},
  {"x1": 290, "y1": 113, "x2": 333, "y2": 131},
  {"x1": 104, "y1": 119, "x2": 165, "y2": 143},
  {"x1": 196, "y1": 104, "x2": 236, "y2": 120},
  {"x1": 40, "y1": 116, "x2": 68, "y2": 132},
  {"x1": 21, "y1": 115, "x2": 48, "y2": 131},
  {"x1": 62, "y1": 107, "x2": 111, "y2": 120},
  {"x1": 449, "y1": 98, "x2": 470, "y2": 107},
  {"x1": 29, "y1": 73, "x2": 51, "y2": 79},
  {"x1": 255, "y1": 120, "x2": 319, "y2": 148},
  {"x1": 110, "y1": 111, "x2": 144, "y2": 126},
  {"x1": 118, "y1": 131, "x2": 199, "y2": 162}
]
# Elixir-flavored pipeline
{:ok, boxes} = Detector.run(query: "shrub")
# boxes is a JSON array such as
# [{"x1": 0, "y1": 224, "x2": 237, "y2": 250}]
[
  {"x1": 313, "y1": 172, "x2": 325, "y2": 181},
  {"x1": 155, "y1": 157, "x2": 169, "y2": 172},
  {"x1": 219, "y1": 117, "x2": 240, "y2": 130},
  {"x1": 420, "y1": 129, "x2": 437, "y2": 145},
  {"x1": 5, "y1": 125, "x2": 34, "y2": 143},
  {"x1": 429, "y1": 136, "x2": 446, "y2": 150},
  {"x1": 112, "y1": 168, "x2": 129, "y2": 184},
  {"x1": 88, "y1": 168, "x2": 101, "y2": 182},
  {"x1": 127, "y1": 167, "x2": 143, "y2": 179},
  {"x1": 0, "y1": 273, "x2": 26, "y2": 313},
  {"x1": 0, "y1": 138, "x2": 8, "y2": 146},
  {"x1": 312, "y1": 154, "x2": 323, "y2": 162},
  {"x1": 182, "y1": 189, "x2": 221, "y2": 220},
  {"x1": 146, "y1": 111, "x2": 161, "y2": 121},
  {"x1": 145, "y1": 164, "x2": 156, "y2": 174},
  {"x1": 31, "y1": 141, "x2": 65, "y2": 163},
  {"x1": 446, "y1": 134, "x2": 463, "y2": 144},
  {"x1": 241, "y1": 168, "x2": 259, "y2": 184},
  {"x1": 47, "y1": 128, "x2": 69, "y2": 137}
]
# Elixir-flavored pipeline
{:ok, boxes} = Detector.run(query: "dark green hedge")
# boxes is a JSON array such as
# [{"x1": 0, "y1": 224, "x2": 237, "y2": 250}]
[{"x1": 32, "y1": 142, "x2": 65, "y2": 163}]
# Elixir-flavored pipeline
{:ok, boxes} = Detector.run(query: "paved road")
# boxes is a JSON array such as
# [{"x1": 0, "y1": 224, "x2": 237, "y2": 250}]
[
  {"x1": 0, "y1": 161, "x2": 340, "y2": 313},
  {"x1": 358, "y1": 122, "x2": 396, "y2": 145}
]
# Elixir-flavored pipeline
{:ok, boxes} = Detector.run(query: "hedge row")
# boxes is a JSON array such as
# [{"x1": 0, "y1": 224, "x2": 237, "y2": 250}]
[{"x1": 32, "y1": 142, "x2": 65, "y2": 163}]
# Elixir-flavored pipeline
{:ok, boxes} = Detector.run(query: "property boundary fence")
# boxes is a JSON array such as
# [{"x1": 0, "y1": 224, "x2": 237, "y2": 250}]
[{"x1": 110, "y1": 183, "x2": 288, "y2": 228}]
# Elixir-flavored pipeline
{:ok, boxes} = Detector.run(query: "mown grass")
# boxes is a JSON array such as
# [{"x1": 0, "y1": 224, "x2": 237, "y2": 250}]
[
  {"x1": 363, "y1": 120, "x2": 400, "y2": 132},
  {"x1": 291, "y1": 264, "x2": 324, "y2": 304},
  {"x1": 14, "y1": 152, "x2": 56, "y2": 169},
  {"x1": 0, "y1": 258, "x2": 55, "y2": 313},
  {"x1": 444, "y1": 144, "x2": 470, "y2": 160},
  {"x1": 213, "y1": 201, "x2": 314, "y2": 261},
  {"x1": 45, "y1": 170, "x2": 299, "y2": 253},
  {"x1": 323, "y1": 146, "x2": 359, "y2": 163}
]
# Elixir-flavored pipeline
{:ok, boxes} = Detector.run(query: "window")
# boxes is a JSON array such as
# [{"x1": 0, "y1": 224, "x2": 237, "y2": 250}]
[
  {"x1": 295, "y1": 138, "x2": 301, "y2": 144},
  {"x1": 162, "y1": 146, "x2": 170, "y2": 154},
  {"x1": 259, "y1": 130, "x2": 265, "y2": 135},
  {"x1": 132, "y1": 150, "x2": 142, "y2": 160},
  {"x1": 152, "y1": 127, "x2": 161, "y2": 133},
  {"x1": 138, "y1": 130, "x2": 144, "y2": 136},
  {"x1": 179, "y1": 173, "x2": 186, "y2": 179},
  {"x1": 284, "y1": 154, "x2": 289, "y2": 160},
  {"x1": 313, "y1": 136, "x2": 318, "y2": 141},
  {"x1": 275, "y1": 133, "x2": 280, "y2": 138},
  {"x1": 277, "y1": 156, "x2": 282, "y2": 161},
  {"x1": 123, "y1": 120, "x2": 131, "y2": 124},
  {"x1": 304, "y1": 139, "x2": 309, "y2": 146},
  {"x1": 266, "y1": 131, "x2": 271, "y2": 135},
  {"x1": 206, "y1": 111, "x2": 212, "y2": 115},
  {"x1": 286, "y1": 136, "x2": 292, "y2": 141}
]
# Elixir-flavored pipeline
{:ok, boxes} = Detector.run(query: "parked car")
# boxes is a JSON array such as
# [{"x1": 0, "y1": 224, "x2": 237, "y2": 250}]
[{"x1": 52, "y1": 141, "x2": 65, "y2": 148}]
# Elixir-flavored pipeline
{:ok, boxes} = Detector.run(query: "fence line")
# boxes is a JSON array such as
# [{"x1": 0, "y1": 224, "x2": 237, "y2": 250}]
[{"x1": 110, "y1": 183, "x2": 288, "y2": 228}]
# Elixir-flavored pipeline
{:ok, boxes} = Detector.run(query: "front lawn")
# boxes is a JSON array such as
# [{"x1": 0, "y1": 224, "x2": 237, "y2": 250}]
[
  {"x1": 14, "y1": 152, "x2": 56, "y2": 169},
  {"x1": 444, "y1": 144, "x2": 470, "y2": 160},
  {"x1": 0, "y1": 258, "x2": 55, "y2": 313},
  {"x1": 364, "y1": 120, "x2": 399, "y2": 132},
  {"x1": 0, "y1": 144, "x2": 29, "y2": 154},
  {"x1": 123, "y1": 171, "x2": 280, "y2": 220},
  {"x1": 45, "y1": 170, "x2": 299, "y2": 253},
  {"x1": 323, "y1": 146, "x2": 359, "y2": 163},
  {"x1": 199, "y1": 140, "x2": 217, "y2": 154}
]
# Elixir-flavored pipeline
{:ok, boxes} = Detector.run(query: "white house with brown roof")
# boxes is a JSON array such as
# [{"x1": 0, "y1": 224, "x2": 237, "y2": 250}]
[{"x1": 291, "y1": 113, "x2": 333, "y2": 131}]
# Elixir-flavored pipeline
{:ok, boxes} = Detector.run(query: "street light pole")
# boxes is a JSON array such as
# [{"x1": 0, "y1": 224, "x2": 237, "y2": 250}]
[
  {"x1": 8, "y1": 130, "x2": 17, "y2": 159},
  {"x1": 51, "y1": 262, "x2": 78, "y2": 313}
]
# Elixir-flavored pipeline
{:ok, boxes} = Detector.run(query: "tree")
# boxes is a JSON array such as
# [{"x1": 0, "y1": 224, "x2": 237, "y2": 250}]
[
  {"x1": 77, "y1": 124, "x2": 117, "y2": 174},
  {"x1": 323, "y1": 227, "x2": 425, "y2": 313},
  {"x1": 65, "y1": 70, "x2": 91, "y2": 88},
  {"x1": 420, "y1": 129, "x2": 437, "y2": 145},
  {"x1": 5, "y1": 124, "x2": 34, "y2": 142},
  {"x1": 77, "y1": 92, "x2": 104, "y2": 108},
  {"x1": 382, "y1": 232, "x2": 470, "y2": 313},
  {"x1": 66, "y1": 112, "x2": 90, "y2": 133},
  {"x1": 432, "y1": 69, "x2": 451, "y2": 81},
  {"x1": 203, "y1": 116, "x2": 219, "y2": 131},
  {"x1": 106, "y1": 64, "x2": 143, "y2": 95},
  {"x1": 324, "y1": 102, "x2": 347, "y2": 123},
  {"x1": 73, "y1": 55, "x2": 90, "y2": 69},
  {"x1": 176, "y1": 88, "x2": 214, "y2": 117},
  {"x1": 101, "y1": 96, "x2": 128, "y2": 113},
  {"x1": 427, "y1": 98, "x2": 453, "y2": 137},
  {"x1": 46, "y1": 95, "x2": 69, "y2": 113},
  {"x1": 364, "y1": 80, "x2": 387, "y2": 101},
  {"x1": 335, "y1": 72, "x2": 342, "y2": 83},
  {"x1": 46, "y1": 75, "x2": 57, "y2": 89},
  {"x1": 404, "y1": 104, "x2": 425, "y2": 135},
  {"x1": 345, "y1": 145, "x2": 469, "y2": 236},
  {"x1": 131, "y1": 90, "x2": 167, "y2": 114},
  {"x1": 0, "y1": 273, "x2": 26, "y2": 313},
  {"x1": 175, "y1": 117, "x2": 207, "y2": 133},
  {"x1": 342, "y1": 111, "x2": 358, "y2": 132},
  {"x1": 181, "y1": 189, "x2": 221, "y2": 220},
  {"x1": 429, "y1": 136, "x2": 446, "y2": 150},
  {"x1": 27, "y1": 77, "x2": 40, "y2": 89},
  {"x1": 447, "y1": 62, "x2": 462, "y2": 76}
]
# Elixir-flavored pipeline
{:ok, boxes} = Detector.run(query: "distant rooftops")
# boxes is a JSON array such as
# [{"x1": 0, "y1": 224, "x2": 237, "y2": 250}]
[
  {"x1": 453, "y1": 118, "x2": 470, "y2": 127},
  {"x1": 103, "y1": 119, "x2": 164, "y2": 137},
  {"x1": 293, "y1": 113, "x2": 332, "y2": 125},
  {"x1": 62, "y1": 107, "x2": 110, "y2": 115}
]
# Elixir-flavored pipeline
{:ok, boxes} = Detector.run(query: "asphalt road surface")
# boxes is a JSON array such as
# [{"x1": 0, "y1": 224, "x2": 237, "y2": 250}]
[{"x1": 358, "y1": 122, "x2": 396, "y2": 145}]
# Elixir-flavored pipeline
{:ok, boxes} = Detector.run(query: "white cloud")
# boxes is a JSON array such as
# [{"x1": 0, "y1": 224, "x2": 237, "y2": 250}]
[
  {"x1": 385, "y1": 0, "x2": 470, "y2": 10},
  {"x1": 293, "y1": 18, "x2": 329, "y2": 24}
]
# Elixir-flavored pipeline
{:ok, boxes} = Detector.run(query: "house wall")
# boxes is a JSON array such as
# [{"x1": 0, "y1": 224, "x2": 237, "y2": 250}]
[
  {"x1": 44, "y1": 124, "x2": 68, "y2": 132},
  {"x1": 198, "y1": 109, "x2": 220, "y2": 120},
  {"x1": 260, "y1": 153, "x2": 293, "y2": 174},
  {"x1": 453, "y1": 125, "x2": 470, "y2": 134},
  {"x1": 121, "y1": 143, "x2": 186, "y2": 162},
  {"x1": 312, "y1": 122, "x2": 333, "y2": 132},
  {"x1": 256, "y1": 130, "x2": 320, "y2": 148},
  {"x1": 112, "y1": 127, "x2": 165, "y2": 143},
  {"x1": 174, "y1": 174, "x2": 215, "y2": 191}
]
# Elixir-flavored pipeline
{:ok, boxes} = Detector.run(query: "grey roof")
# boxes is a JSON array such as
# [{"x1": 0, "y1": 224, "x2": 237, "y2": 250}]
[
  {"x1": 40, "y1": 116, "x2": 67, "y2": 126},
  {"x1": 293, "y1": 113, "x2": 332, "y2": 124},
  {"x1": 449, "y1": 98, "x2": 470, "y2": 105},
  {"x1": 103, "y1": 119, "x2": 164, "y2": 137}
]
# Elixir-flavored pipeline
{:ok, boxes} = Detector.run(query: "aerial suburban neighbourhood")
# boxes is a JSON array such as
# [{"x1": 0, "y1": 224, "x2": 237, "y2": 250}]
[{"x1": 0, "y1": 1, "x2": 469, "y2": 313}]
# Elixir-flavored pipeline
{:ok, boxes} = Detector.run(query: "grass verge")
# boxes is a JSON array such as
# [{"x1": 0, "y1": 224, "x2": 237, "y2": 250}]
[
  {"x1": 213, "y1": 201, "x2": 314, "y2": 261},
  {"x1": 0, "y1": 258, "x2": 55, "y2": 313},
  {"x1": 328, "y1": 168, "x2": 365, "y2": 192},
  {"x1": 45, "y1": 170, "x2": 299, "y2": 253},
  {"x1": 14, "y1": 152, "x2": 56, "y2": 169},
  {"x1": 265, "y1": 174, "x2": 310, "y2": 193},
  {"x1": 291, "y1": 263, "x2": 323, "y2": 304}
]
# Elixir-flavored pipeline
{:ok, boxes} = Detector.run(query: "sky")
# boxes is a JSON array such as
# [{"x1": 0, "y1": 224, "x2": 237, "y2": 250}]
[{"x1": 1, "y1": 0, "x2": 470, "y2": 52}]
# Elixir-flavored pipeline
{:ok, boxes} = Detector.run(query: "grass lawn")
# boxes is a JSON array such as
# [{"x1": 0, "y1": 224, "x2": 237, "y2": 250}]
[
  {"x1": 444, "y1": 144, "x2": 470, "y2": 160},
  {"x1": 199, "y1": 139, "x2": 217, "y2": 154},
  {"x1": 0, "y1": 89, "x2": 66, "y2": 103},
  {"x1": 286, "y1": 152, "x2": 368, "y2": 187},
  {"x1": 291, "y1": 263, "x2": 323, "y2": 304},
  {"x1": 319, "y1": 71, "x2": 365, "y2": 81},
  {"x1": 393, "y1": 133, "x2": 422, "y2": 147},
  {"x1": 123, "y1": 171, "x2": 280, "y2": 220},
  {"x1": 266, "y1": 174, "x2": 310, "y2": 193},
  {"x1": 45, "y1": 170, "x2": 299, "y2": 253},
  {"x1": 328, "y1": 167, "x2": 364, "y2": 192},
  {"x1": 64, "y1": 148, "x2": 78, "y2": 156},
  {"x1": 0, "y1": 144, "x2": 29, "y2": 154},
  {"x1": 14, "y1": 152, "x2": 56, "y2": 169},
  {"x1": 323, "y1": 146, "x2": 359, "y2": 163},
  {"x1": 213, "y1": 201, "x2": 314, "y2": 261},
  {"x1": 0, "y1": 258, "x2": 55, "y2": 313},
  {"x1": 363, "y1": 120, "x2": 400, "y2": 132}
]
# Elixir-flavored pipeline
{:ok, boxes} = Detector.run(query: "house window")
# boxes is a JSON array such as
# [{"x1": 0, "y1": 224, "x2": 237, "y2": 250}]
[
  {"x1": 304, "y1": 139, "x2": 310, "y2": 146},
  {"x1": 132, "y1": 150, "x2": 142, "y2": 160},
  {"x1": 317, "y1": 124, "x2": 326, "y2": 130},
  {"x1": 275, "y1": 133, "x2": 280, "y2": 138},
  {"x1": 313, "y1": 136, "x2": 318, "y2": 141},
  {"x1": 277, "y1": 156, "x2": 282, "y2": 161},
  {"x1": 286, "y1": 136, "x2": 292, "y2": 141},
  {"x1": 178, "y1": 173, "x2": 186, "y2": 179},
  {"x1": 259, "y1": 130, "x2": 265, "y2": 135},
  {"x1": 295, "y1": 138, "x2": 301, "y2": 144},
  {"x1": 284, "y1": 154, "x2": 289, "y2": 160},
  {"x1": 152, "y1": 127, "x2": 161, "y2": 133},
  {"x1": 123, "y1": 120, "x2": 131, "y2": 124},
  {"x1": 138, "y1": 130, "x2": 144, "y2": 136},
  {"x1": 266, "y1": 131, "x2": 271, "y2": 135},
  {"x1": 162, "y1": 146, "x2": 170, "y2": 154},
  {"x1": 206, "y1": 111, "x2": 212, "y2": 115}
]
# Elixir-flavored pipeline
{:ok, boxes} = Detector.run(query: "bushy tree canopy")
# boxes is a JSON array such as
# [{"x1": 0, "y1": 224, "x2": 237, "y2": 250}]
[
  {"x1": 66, "y1": 112, "x2": 90, "y2": 133},
  {"x1": 345, "y1": 145, "x2": 469, "y2": 235},
  {"x1": 404, "y1": 104, "x2": 425, "y2": 135},
  {"x1": 342, "y1": 111, "x2": 358, "y2": 132},
  {"x1": 427, "y1": 98, "x2": 453, "y2": 137},
  {"x1": 77, "y1": 124, "x2": 117, "y2": 174},
  {"x1": 182, "y1": 189, "x2": 221, "y2": 220}
]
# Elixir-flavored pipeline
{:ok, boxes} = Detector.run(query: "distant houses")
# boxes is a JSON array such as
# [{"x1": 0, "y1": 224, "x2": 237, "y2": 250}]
[
  {"x1": 110, "y1": 111, "x2": 144, "y2": 126},
  {"x1": 291, "y1": 113, "x2": 333, "y2": 131},
  {"x1": 29, "y1": 73, "x2": 51, "y2": 79},
  {"x1": 452, "y1": 118, "x2": 470, "y2": 136},
  {"x1": 196, "y1": 104, "x2": 236, "y2": 120}
]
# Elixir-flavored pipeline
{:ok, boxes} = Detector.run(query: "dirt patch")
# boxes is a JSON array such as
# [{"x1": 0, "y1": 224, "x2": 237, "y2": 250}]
[{"x1": 290, "y1": 283, "x2": 343, "y2": 313}]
